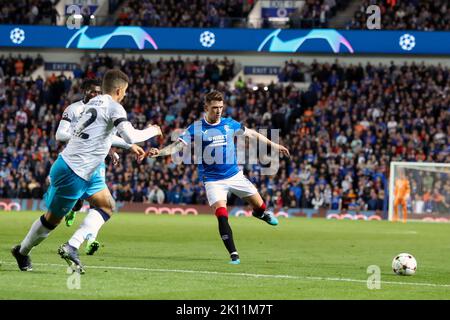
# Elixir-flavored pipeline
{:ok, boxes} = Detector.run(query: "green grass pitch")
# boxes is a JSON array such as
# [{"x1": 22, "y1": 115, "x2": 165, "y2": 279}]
[{"x1": 1, "y1": 211, "x2": 450, "y2": 299}]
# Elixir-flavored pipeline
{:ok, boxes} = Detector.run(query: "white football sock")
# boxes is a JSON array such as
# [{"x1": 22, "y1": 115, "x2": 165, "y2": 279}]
[
  {"x1": 68, "y1": 209, "x2": 107, "y2": 249},
  {"x1": 20, "y1": 216, "x2": 54, "y2": 256}
]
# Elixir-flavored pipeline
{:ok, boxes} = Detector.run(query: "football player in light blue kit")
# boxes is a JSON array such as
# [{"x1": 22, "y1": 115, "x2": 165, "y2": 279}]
[
  {"x1": 55, "y1": 79, "x2": 123, "y2": 255},
  {"x1": 149, "y1": 90, "x2": 290, "y2": 264},
  {"x1": 55, "y1": 79, "x2": 103, "y2": 254},
  {"x1": 11, "y1": 70, "x2": 162, "y2": 273}
]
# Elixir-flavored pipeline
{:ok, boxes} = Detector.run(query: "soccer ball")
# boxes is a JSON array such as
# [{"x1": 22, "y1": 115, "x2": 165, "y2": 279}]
[
  {"x1": 200, "y1": 31, "x2": 215, "y2": 48},
  {"x1": 399, "y1": 34, "x2": 415, "y2": 51},
  {"x1": 10, "y1": 28, "x2": 25, "y2": 44},
  {"x1": 392, "y1": 253, "x2": 417, "y2": 276}
]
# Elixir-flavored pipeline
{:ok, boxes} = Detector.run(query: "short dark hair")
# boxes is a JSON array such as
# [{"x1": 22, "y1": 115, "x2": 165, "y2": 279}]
[
  {"x1": 102, "y1": 69, "x2": 129, "y2": 94},
  {"x1": 81, "y1": 79, "x2": 101, "y2": 91},
  {"x1": 204, "y1": 90, "x2": 223, "y2": 105}
]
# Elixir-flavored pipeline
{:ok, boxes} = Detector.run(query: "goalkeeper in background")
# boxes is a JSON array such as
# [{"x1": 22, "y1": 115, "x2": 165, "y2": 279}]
[{"x1": 393, "y1": 169, "x2": 411, "y2": 223}]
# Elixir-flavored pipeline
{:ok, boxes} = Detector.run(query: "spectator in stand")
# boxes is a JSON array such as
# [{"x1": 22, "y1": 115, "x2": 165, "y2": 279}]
[
  {"x1": 168, "y1": 185, "x2": 183, "y2": 204},
  {"x1": 300, "y1": 188, "x2": 313, "y2": 209},
  {"x1": 148, "y1": 184, "x2": 165, "y2": 204},
  {"x1": 412, "y1": 193, "x2": 425, "y2": 214},
  {"x1": 28, "y1": 178, "x2": 43, "y2": 199},
  {"x1": 311, "y1": 188, "x2": 324, "y2": 210},
  {"x1": 330, "y1": 190, "x2": 342, "y2": 210},
  {"x1": 284, "y1": 190, "x2": 298, "y2": 208},
  {"x1": 132, "y1": 184, "x2": 147, "y2": 202}
]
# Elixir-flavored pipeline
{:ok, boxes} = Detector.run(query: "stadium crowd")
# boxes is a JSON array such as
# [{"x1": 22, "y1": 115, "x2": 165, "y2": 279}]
[
  {"x1": 116, "y1": 0, "x2": 253, "y2": 28},
  {"x1": 2, "y1": 0, "x2": 449, "y2": 32},
  {"x1": 0, "y1": 53, "x2": 449, "y2": 213},
  {"x1": 0, "y1": 0, "x2": 59, "y2": 25},
  {"x1": 115, "y1": 0, "x2": 344, "y2": 29},
  {"x1": 346, "y1": 0, "x2": 450, "y2": 31},
  {"x1": 287, "y1": 0, "x2": 343, "y2": 29}
]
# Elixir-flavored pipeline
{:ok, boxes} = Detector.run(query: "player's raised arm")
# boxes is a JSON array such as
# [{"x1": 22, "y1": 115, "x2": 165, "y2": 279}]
[
  {"x1": 115, "y1": 122, "x2": 162, "y2": 144},
  {"x1": 149, "y1": 123, "x2": 195, "y2": 158},
  {"x1": 110, "y1": 126, "x2": 152, "y2": 163},
  {"x1": 111, "y1": 134, "x2": 132, "y2": 149},
  {"x1": 149, "y1": 140, "x2": 185, "y2": 158},
  {"x1": 243, "y1": 128, "x2": 290, "y2": 157}
]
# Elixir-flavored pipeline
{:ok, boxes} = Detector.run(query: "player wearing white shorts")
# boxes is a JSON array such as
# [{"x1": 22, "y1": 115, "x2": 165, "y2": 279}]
[
  {"x1": 12, "y1": 70, "x2": 162, "y2": 273},
  {"x1": 149, "y1": 90, "x2": 290, "y2": 264}
]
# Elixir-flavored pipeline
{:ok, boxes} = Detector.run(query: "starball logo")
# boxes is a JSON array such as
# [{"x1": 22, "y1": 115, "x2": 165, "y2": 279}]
[
  {"x1": 258, "y1": 29, "x2": 354, "y2": 53},
  {"x1": 65, "y1": 26, "x2": 158, "y2": 50},
  {"x1": 65, "y1": 4, "x2": 158, "y2": 50}
]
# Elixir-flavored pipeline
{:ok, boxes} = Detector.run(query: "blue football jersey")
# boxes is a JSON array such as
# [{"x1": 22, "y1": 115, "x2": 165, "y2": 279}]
[{"x1": 179, "y1": 117, "x2": 245, "y2": 182}]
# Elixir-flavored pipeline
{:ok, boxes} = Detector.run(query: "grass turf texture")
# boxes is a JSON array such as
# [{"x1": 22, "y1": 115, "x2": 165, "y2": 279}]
[{"x1": 1, "y1": 211, "x2": 450, "y2": 299}]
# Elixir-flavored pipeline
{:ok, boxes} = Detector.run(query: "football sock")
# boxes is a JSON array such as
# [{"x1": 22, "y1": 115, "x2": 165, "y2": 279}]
[
  {"x1": 230, "y1": 251, "x2": 239, "y2": 260},
  {"x1": 215, "y1": 207, "x2": 237, "y2": 255},
  {"x1": 252, "y1": 202, "x2": 267, "y2": 218},
  {"x1": 20, "y1": 215, "x2": 56, "y2": 256},
  {"x1": 72, "y1": 199, "x2": 84, "y2": 212},
  {"x1": 68, "y1": 208, "x2": 110, "y2": 249}
]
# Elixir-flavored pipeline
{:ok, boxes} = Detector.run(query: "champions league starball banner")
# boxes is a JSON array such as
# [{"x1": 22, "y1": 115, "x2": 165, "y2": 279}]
[{"x1": 1, "y1": 25, "x2": 450, "y2": 55}]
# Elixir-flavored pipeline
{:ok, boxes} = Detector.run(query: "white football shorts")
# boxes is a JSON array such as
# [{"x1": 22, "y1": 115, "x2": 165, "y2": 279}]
[{"x1": 204, "y1": 171, "x2": 258, "y2": 206}]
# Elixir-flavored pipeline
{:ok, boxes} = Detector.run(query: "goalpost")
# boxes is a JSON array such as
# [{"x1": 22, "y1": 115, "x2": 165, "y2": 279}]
[{"x1": 389, "y1": 162, "x2": 450, "y2": 222}]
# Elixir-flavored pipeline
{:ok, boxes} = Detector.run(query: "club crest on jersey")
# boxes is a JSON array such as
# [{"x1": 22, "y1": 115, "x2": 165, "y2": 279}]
[{"x1": 62, "y1": 112, "x2": 70, "y2": 121}]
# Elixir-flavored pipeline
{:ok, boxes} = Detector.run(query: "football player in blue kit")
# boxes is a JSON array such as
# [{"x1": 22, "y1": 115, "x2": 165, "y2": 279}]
[{"x1": 149, "y1": 90, "x2": 290, "y2": 264}]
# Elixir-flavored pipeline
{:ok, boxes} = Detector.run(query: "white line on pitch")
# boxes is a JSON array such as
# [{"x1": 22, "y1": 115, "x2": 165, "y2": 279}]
[{"x1": 2, "y1": 261, "x2": 450, "y2": 289}]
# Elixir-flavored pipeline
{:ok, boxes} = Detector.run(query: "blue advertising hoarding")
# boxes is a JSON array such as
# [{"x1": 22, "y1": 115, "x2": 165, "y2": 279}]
[{"x1": 1, "y1": 25, "x2": 450, "y2": 55}]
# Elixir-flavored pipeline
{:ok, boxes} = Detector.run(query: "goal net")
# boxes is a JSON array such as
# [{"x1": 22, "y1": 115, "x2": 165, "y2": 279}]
[{"x1": 388, "y1": 162, "x2": 450, "y2": 222}]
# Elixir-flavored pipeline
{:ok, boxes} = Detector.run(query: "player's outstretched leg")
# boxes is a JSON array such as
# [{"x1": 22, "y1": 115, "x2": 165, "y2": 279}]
[
  {"x1": 215, "y1": 206, "x2": 240, "y2": 265},
  {"x1": 58, "y1": 242, "x2": 85, "y2": 274},
  {"x1": 66, "y1": 207, "x2": 110, "y2": 257},
  {"x1": 252, "y1": 202, "x2": 278, "y2": 226},
  {"x1": 65, "y1": 198, "x2": 84, "y2": 227},
  {"x1": 243, "y1": 193, "x2": 278, "y2": 226},
  {"x1": 11, "y1": 214, "x2": 58, "y2": 271}
]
